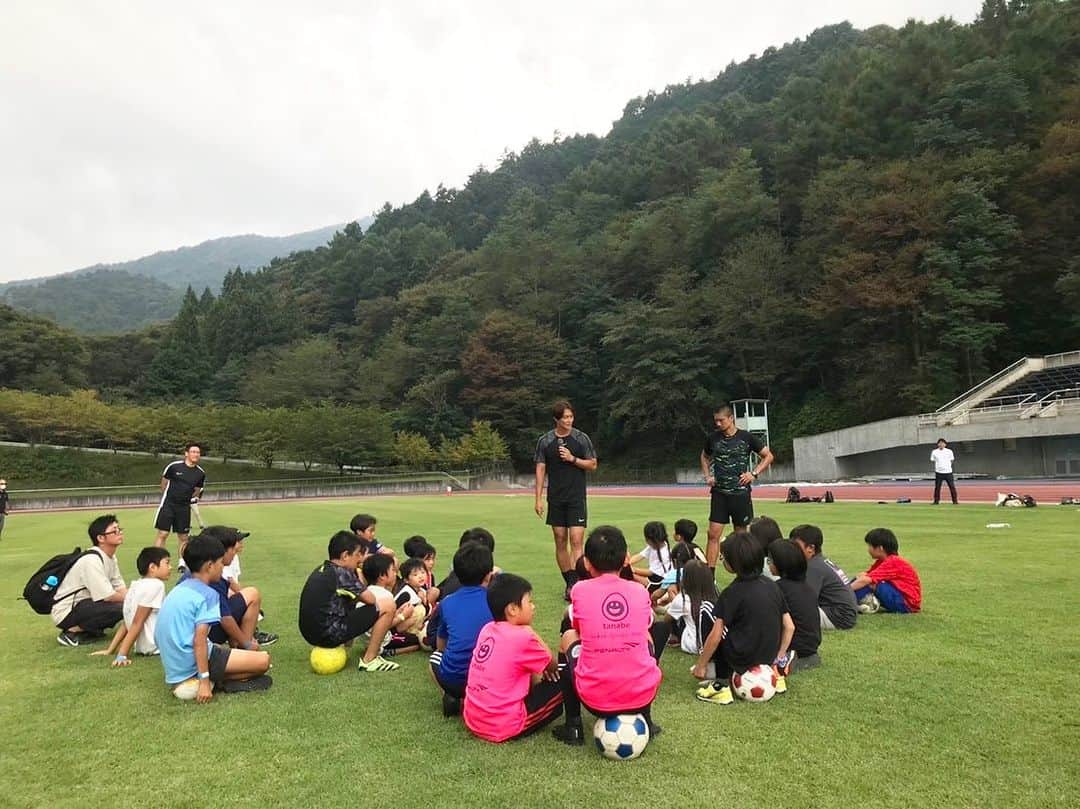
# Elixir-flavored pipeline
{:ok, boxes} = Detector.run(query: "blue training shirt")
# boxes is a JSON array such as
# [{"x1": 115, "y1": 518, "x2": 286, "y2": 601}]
[
  {"x1": 436, "y1": 585, "x2": 492, "y2": 684},
  {"x1": 155, "y1": 577, "x2": 221, "y2": 684}
]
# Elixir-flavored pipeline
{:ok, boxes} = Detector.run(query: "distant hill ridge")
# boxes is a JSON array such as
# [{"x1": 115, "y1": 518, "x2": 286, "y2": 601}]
[{"x1": 1, "y1": 217, "x2": 373, "y2": 333}]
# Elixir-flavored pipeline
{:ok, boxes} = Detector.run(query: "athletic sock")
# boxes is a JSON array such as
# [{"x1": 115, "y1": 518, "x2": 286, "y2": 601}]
[{"x1": 561, "y1": 570, "x2": 574, "y2": 586}]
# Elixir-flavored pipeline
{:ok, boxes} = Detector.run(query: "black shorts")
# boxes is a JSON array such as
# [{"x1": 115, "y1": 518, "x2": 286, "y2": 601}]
[
  {"x1": 308, "y1": 603, "x2": 379, "y2": 648},
  {"x1": 155, "y1": 501, "x2": 192, "y2": 534},
  {"x1": 709, "y1": 489, "x2": 754, "y2": 528},
  {"x1": 562, "y1": 641, "x2": 652, "y2": 717},
  {"x1": 208, "y1": 643, "x2": 231, "y2": 686},
  {"x1": 429, "y1": 652, "x2": 466, "y2": 699},
  {"x1": 547, "y1": 500, "x2": 587, "y2": 529}
]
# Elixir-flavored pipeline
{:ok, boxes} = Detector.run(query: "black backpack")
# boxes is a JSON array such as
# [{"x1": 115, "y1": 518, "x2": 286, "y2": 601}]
[
  {"x1": 824, "y1": 490, "x2": 835, "y2": 503},
  {"x1": 786, "y1": 486, "x2": 801, "y2": 503},
  {"x1": 1022, "y1": 494, "x2": 1037, "y2": 508},
  {"x1": 21, "y1": 547, "x2": 101, "y2": 615}
]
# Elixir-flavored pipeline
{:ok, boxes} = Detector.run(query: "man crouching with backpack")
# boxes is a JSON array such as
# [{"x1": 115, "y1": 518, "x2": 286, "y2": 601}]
[{"x1": 53, "y1": 515, "x2": 127, "y2": 647}]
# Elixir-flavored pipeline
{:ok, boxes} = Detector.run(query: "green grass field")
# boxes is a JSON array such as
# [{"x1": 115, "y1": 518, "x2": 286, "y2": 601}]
[{"x1": 1, "y1": 496, "x2": 1077, "y2": 809}]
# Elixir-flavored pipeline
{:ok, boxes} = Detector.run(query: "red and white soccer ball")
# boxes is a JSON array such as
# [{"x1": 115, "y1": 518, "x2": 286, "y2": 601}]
[{"x1": 732, "y1": 664, "x2": 778, "y2": 702}]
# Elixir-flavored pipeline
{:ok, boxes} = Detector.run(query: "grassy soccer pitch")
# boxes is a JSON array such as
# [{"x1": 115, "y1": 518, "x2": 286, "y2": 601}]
[{"x1": 1, "y1": 495, "x2": 1077, "y2": 809}]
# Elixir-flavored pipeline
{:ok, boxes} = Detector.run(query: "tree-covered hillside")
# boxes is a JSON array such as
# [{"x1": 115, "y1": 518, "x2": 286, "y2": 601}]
[{"x1": 5, "y1": 2, "x2": 1079, "y2": 467}]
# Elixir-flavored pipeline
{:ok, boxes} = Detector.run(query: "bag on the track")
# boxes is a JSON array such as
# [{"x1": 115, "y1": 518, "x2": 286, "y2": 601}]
[
  {"x1": 21, "y1": 547, "x2": 100, "y2": 614},
  {"x1": 786, "y1": 486, "x2": 801, "y2": 503},
  {"x1": 1021, "y1": 494, "x2": 1037, "y2": 508},
  {"x1": 824, "y1": 490, "x2": 835, "y2": 503}
]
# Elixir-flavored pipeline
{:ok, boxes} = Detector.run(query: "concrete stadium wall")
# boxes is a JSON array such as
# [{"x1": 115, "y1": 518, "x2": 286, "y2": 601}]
[{"x1": 794, "y1": 413, "x2": 1080, "y2": 481}]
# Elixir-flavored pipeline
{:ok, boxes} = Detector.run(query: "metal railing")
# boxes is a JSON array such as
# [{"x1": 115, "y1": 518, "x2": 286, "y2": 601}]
[
  {"x1": 1043, "y1": 350, "x2": 1080, "y2": 369},
  {"x1": 935, "y1": 356, "x2": 1029, "y2": 413}
]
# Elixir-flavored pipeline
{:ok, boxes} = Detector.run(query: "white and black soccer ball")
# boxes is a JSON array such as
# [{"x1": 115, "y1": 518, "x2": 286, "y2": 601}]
[
  {"x1": 593, "y1": 713, "x2": 650, "y2": 760},
  {"x1": 731, "y1": 664, "x2": 778, "y2": 702}
]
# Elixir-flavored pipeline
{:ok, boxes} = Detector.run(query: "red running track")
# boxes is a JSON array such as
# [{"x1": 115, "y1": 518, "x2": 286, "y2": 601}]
[{"x1": 479, "y1": 479, "x2": 1080, "y2": 504}]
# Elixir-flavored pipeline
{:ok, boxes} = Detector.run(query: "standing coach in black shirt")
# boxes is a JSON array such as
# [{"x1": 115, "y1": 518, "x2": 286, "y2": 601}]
[
  {"x1": 154, "y1": 442, "x2": 206, "y2": 559},
  {"x1": 534, "y1": 400, "x2": 597, "y2": 601}
]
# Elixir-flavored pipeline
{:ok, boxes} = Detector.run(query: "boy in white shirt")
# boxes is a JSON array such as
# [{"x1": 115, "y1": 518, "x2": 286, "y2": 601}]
[
  {"x1": 930, "y1": 438, "x2": 958, "y2": 505},
  {"x1": 93, "y1": 547, "x2": 172, "y2": 666}
]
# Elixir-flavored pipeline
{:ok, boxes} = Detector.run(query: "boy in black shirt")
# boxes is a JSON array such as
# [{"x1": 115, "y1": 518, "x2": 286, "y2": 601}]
[
  {"x1": 767, "y1": 539, "x2": 822, "y2": 687},
  {"x1": 691, "y1": 533, "x2": 793, "y2": 705}
]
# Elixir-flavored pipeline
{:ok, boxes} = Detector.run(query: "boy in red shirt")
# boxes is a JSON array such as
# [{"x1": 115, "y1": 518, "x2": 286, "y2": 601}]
[
  {"x1": 463, "y1": 573, "x2": 562, "y2": 742},
  {"x1": 850, "y1": 528, "x2": 922, "y2": 614},
  {"x1": 551, "y1": 525, "x2": 669, "y2": 746}
]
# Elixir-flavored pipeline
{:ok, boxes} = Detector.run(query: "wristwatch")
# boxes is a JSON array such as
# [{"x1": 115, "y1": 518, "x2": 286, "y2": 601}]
[{"x1": 197, "y1": 672, "x2": 210, "y2": 680}]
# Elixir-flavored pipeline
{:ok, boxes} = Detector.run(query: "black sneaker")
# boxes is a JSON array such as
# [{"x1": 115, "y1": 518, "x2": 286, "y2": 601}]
[
  {"x1": 648, "y1": 722, "x2": 663, "y2": 738},
  {"x1": 563, "y1": 585, "x2": 572, "y2": 602},
  {"x1": 552, "y1": 721, "x2": 585, "y2": 746},
  {"x1": 442, "y1": 693, "x2": 461, "y2": 717},
  {"x1": 221, "y1": 675, "x2": 273, "y2": 693},
  {"x1": 57, "y1": 630, "x2": 82, "y2": 647},
  {"x1": 253, "y1": 630, "x2": 278, "y2": 646}
]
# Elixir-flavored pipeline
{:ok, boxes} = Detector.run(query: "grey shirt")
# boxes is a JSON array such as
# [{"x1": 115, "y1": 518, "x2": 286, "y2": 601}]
[{"x1": 806, "y1": 555, "x2": 858, "y2": 629}]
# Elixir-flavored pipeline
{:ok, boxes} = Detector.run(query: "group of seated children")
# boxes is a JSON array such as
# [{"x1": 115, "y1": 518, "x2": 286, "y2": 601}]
[{"x1": 650, "y1": 515, "x2": 921, "y2": 706}]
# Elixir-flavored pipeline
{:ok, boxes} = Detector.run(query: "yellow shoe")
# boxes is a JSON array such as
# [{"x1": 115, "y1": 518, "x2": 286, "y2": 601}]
[
  {"x1": 775, "y1": 674, "x2": 787, "y2": 694},
  {"x1": 696, "y1": 682, "x2": 734, "y2": 705}
]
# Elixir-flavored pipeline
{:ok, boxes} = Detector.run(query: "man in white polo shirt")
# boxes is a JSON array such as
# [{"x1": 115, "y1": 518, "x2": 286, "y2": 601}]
[
  {"x1": 931, "y1": 438, "x2": 958, "y2": 505},
  {"x1": 53, "y1": 514, "x2": 128, "y2": 646}
]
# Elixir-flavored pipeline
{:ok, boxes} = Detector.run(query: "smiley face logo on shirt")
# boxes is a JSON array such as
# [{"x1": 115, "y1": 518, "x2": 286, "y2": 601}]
[
  {"x1": 475, "y1": 638, "x2": 494, "y2": 663},
  {"x1": 601, "y1": 593, "x2": 630, "y2": 622}
]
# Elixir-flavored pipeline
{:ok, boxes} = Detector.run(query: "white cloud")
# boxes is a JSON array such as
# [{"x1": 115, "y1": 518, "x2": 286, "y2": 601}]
[{"x1": 0, "y1": 0, "x2": 985, "y2": 281}]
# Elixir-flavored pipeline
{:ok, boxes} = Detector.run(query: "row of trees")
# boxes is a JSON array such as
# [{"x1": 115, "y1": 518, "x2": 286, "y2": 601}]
[
  {"x1": 0, "y1": 389, "x2": 508, "y2": 471},
  {"x1": 3, "y1": 2, "x2": 1079, "y2": 467}
]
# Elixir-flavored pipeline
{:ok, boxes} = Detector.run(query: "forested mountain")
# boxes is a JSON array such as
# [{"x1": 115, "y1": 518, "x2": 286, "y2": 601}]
[
  {"x1": 1, "y1": 219, "x2": 374, "y2": 333},
  {"x1": 5, "y1": 1, "x2": 1080, "y2": 468},
  {"x1": 2, "y1": 270, "x2": 185, "y2": 334}
]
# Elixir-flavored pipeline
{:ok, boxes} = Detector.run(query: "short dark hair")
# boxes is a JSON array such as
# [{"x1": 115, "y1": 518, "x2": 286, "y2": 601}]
[
  {"x1": 673, "y1": 518, "x2": 698, "y2": 542},
  {"x1": 136, "y1": 546, "x2": 171, "y2": 576},
  {"x1": 362, "y1": 553, "x2": 395, "y2": 584},
  {"x1": 403, "y1": 535, "x2": 435, "y2": 558},
  {"x1": 350, "y1": 514, "x2": 377, "y2": 533},
  {"x1": 486, "y1": 572, "x2": 532, "y2": 621},
  {"x1": 459, "y1": 527, "x2": 495, "y2": 552},
  {"x1": 584, "y1": 525, "x2": 628, "y2": 573},
  {"x1": 328, "y1": 530, "x2": 362, "y2": 560},
  {"x1": 552, "y1": 400, "x2": 573, "y2": 420},
  {"x1": 184, "y1": 442, "x2": 202, "y2": 452},
  {"x1": 453, "y1": 542, "x2": 494, "y2": 586},
  {"x1": 767, "y1": 539, "x2": 807, "y2": 581},
  {"x1": 183, "y1": 535, "x2": 225, "y2": 573},
  {"x1": 937, "y1": 437, "x2": 947, "y2": 445},
  {"x1": 87, "y1": 514, "x2": 118, "y2": 546},
  {"x1": 399, "y1": 557, "x2": 426, "y2": 581},
  {"x1": 789, "y1": 524, "x2": 824, "y2": 555},
  {"x1": 749, "y1": 516, "x2": 782, "y2": 551},
  {"x1": 865, "y1": 528, "x2": 899, "y2": 555},
  {"x1": 714, "y1": 403, "x2": 734, "y2": 417},
  {"x1": 721, "y1": 532, "x2": 762, "y2": 580}
]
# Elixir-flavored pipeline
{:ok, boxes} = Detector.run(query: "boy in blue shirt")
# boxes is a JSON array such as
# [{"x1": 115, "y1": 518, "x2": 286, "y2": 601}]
[
  {"x1": 155, "y1": 535, "x2": 271, "y2": 702},
  {"x1": 430, "y1": 542, "x2": 494, "y2": 718}
]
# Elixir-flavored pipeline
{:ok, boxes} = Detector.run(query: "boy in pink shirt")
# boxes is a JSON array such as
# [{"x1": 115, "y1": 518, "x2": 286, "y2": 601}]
[
  {"x1": 463, "y1": 573, "x2": 562, "y2": 742},
  {"x1": 552, "y1": 525, "x2": 669, "y2": 746},
  {"x1": 850, "y1": 528, "x2": 922, "y2": 614}
]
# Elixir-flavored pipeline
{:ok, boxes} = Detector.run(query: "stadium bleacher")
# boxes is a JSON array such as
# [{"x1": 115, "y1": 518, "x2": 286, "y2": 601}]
[{"x1": 984, "y1": 365, "x2": 1080, "y2": 406}]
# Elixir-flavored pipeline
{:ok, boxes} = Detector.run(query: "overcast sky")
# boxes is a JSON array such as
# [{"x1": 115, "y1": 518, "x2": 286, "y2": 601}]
[{"x1": 1, "y1": 0, "x2": 984, "y2": 282}]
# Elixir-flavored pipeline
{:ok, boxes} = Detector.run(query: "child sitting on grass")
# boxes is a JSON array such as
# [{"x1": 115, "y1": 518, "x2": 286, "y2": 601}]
[
  {"x1": 298, "y1": 531, "x2": 399, "y2": 672},
  {"x1": 155, "y1": 535, "x2": 271, "y2": 702},
  {"x1": 552, "y1": 525, "x2": 669, "y2": 745},
  {"x1": 431, "y1": 542, "x2": 495, "y2": 717},
  {"x1": 403, "y1": 535, "x2": 440, "y2": 603},
  {"x1": 463, "y1": 573, "x2": 562, "y2": 743},
  {"x1": 665, "y1": 559, "x2": 719, "y2": 656},
  {"x1": 629, "y1": 520, "x2": 672, "y2": 593},
  {"x1": 692, "y1": 533, "x2": 793, "y2": 705},
  {"x1": 93, "y1": 546, "x2": 172, "y2": 667},
  {"x1": 362, "y1": 553, "x2": 422, "y2": 656},
  {"x1": 767, "y1": 539, "x2": 822, "y2": 678},
  {"x1": 396, "y1": 558, "x2": 430, "y2": 640},
  {"x1": 849, "y1": 528, "x2": 922, "y2": 614},
  {"x1": 673, "y1": 518, "x2": 707, "y2": 563}
]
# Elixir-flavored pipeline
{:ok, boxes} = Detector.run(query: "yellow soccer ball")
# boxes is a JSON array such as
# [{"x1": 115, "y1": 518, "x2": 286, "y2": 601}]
[{"x1": 310, "y1": 645, "x2": 348, "y2": 675}]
